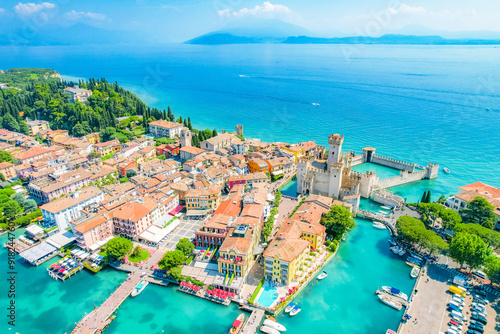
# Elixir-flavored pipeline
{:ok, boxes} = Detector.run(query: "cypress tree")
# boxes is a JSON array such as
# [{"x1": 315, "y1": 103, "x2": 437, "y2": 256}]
[
  {"x1": 420, "y1": 191, "x2": 427, "y2": 204},
  {"x1": 187, "y1": 117, "x2": 192, "y2": 130},
  {"x1": 212, "y1": 129, "x2": 218, "y2": 137},
  {"x1": 426, "y1": 190, "x2": 432, "y2": 203}
]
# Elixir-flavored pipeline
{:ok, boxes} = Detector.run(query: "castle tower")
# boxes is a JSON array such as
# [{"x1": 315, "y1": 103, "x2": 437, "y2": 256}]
[
  {"x1": 296, "y1": 158, "x2": 310, "y2": 194},
  {"x1": 236, "y1": 125, "x2": 243, "y2": 137},
  {"x1": 327, "y1": 134, "x2": 344, "y2": 169},
  {"x1": 180, "y1": 129, "x2": 192, "y2": 148}
]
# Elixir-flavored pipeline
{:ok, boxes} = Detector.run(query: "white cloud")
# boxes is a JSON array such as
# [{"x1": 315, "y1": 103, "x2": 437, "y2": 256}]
[
  {"x1": 218, "y1": 2, "x2": 292, "y2": 18},
  {"x1": 64, "y1": 10, "x2": 107, "y2": 21},
  {"x1": 14, "y1": 2, "x2": 55, "y2": 16},
  {"x1": 387, "y1": 4, "x2": 426, "y2": 15}
]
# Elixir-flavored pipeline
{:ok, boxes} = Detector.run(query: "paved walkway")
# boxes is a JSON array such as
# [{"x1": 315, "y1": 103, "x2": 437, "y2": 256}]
[
  {"x1": 273, "y1": 197, "x2": 298, "y2": 234},
  {"x1": 72, "y1": 250, "x2": 165, "y2": 334},
  {"x1": 159, "y1": 219, "x2": 205, "y2": 250},
  {"x1": 399, "y1": 264, "x2": 452, "y2": 334},
  {"x1": 241, "y1": 308, "x2": 265, "y2": 334}
]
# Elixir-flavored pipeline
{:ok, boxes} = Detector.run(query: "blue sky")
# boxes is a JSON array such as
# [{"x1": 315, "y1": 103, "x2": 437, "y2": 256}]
[{"x1": 1, "y1": 1, "x2": 499, "y2": 42}]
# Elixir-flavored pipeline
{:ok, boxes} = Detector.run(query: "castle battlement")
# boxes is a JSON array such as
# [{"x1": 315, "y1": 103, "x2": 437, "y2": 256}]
[
  {"x1": 372, "y1": 153, "x2": 415, "y2": 168},
  {"x1": 328, "y1": 133, "x2": 344, "y2": 145}
]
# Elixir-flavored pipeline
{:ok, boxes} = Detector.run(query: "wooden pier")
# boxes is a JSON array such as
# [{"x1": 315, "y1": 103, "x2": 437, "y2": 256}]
[
  {"x1": 71, "y1": 250, "x2": 165, "y2": 334},
  {"x1": 241, "y1": 307, "x2": 265, "y2": 334}
]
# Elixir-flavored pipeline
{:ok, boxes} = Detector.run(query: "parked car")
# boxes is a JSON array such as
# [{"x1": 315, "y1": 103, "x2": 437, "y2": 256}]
[
  {"x1": 469, "y1": 320, "x2": 484, "y2": 329},
  {"x1": 470, "y1": 314, "x2": 487, "y2": 325},
  {"x1": 466, "y1": 330, "x2": 482, "y2": 334},
  {"x1": 468, "y1": 323, "x2": 484, "y2": 333}
]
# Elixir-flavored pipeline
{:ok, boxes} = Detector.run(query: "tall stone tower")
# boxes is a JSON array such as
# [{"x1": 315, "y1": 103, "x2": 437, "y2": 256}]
[
  {"x1": 180, "y1": 129, "x2": 192, "y2": 148},
  {"x1": 327, "y1": 134, "x2": 344, "y2": 169},
  {"x1": 236, "y1": 125, "x2": 243, "y2": 137}
]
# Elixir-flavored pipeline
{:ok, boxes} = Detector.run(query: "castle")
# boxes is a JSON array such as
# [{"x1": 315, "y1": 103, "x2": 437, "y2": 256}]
[{"x1": 297, "y1": 134, "x2": 439, "y2": 211}]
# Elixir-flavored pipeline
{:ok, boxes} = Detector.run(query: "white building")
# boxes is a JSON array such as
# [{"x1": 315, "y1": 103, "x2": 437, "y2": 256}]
[
  {"x1": 148, "y1": 120, "x2": 183, "y2": 139},
  {"x1": 40, "y1": 186, "x2": 104, "y2": 231}
]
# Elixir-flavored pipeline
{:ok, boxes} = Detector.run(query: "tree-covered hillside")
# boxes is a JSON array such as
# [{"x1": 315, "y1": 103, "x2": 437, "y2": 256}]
[{"x1": 0, "y1": 68, "x2": 217, "y2": 145}]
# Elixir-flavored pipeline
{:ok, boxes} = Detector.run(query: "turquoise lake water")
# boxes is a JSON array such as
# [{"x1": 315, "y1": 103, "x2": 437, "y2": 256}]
[{"x1": 1, "y1": 43, "x2": 499, "y2": 332}]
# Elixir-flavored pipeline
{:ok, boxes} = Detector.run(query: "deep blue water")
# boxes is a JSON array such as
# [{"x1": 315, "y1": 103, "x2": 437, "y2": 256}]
[{"x1": 2, "y1": 44, "x2": 498, "y2": 201}]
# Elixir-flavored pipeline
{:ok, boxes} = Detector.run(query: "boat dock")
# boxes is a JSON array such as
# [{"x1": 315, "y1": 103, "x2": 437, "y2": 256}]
[
  {"x1": 356, "y1": 210, "x2": 396, "y2": 235},
  {"x1": 240, "y1": 307, "x2": 264, "y2": 334},
  {"x1": 72, "y1": 250, "x2": 165, "y2": 334}
]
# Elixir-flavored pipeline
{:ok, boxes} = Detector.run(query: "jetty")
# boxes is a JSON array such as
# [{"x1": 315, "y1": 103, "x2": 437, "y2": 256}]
[
  {"x1": 241, "y1": 307, "x2": 265, "y2": 334},
  {"x1": 72, "y1": 250, "x2": 164, "y2": 334}
]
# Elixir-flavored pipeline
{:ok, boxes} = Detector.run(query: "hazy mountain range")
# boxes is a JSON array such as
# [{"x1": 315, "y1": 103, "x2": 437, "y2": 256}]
[{"x1": 1, "y1": 19, "x2": 500, "y2": 46}]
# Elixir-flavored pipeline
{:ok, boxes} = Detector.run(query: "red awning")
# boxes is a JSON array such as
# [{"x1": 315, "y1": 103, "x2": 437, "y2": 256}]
[
  {"x1": 169, "y1": 205, "x2": 183, "y2": 216},
  {"x1": 232, "y1": 320, "x2": 242, "y2": 327}
]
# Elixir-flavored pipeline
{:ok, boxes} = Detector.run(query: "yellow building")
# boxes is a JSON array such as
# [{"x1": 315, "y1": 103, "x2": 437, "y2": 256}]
[
  {"x1": 84, "y1": 132, "x2": 100, "y2": 144},
  {"x1": 263, "y1": 236, "x2": 310, "y2": 286},
  {"x1": 26, "y1": 120, "x2": 49, "y2": 136},
  {"x1": 92, "y1": 138, "x2": 121, "y2": 157},
  {"x1": 185, "y1": 185, "x2": 221, "y2": 213},
  {"x1": 218, "y1": 224, "x2": 254, "y2": 278}
]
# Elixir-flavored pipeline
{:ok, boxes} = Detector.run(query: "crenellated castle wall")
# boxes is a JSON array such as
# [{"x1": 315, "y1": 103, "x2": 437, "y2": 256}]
[{"x1": 371, "y1": 153, "x2": 416, "y2": 172}]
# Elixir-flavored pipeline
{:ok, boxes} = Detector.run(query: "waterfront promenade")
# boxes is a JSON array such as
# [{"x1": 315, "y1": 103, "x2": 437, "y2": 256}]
[
  {"x1": 241, "y1": 307, "x2": 264, "y2": 334},
  {"x1": 72, "y1": 250, "x2": 165, "y2": 334}
]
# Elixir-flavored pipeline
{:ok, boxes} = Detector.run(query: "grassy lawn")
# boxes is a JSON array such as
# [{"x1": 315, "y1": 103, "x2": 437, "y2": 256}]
[{"x1": 128, "y1": 249, "x2": 150, "y2": 263}]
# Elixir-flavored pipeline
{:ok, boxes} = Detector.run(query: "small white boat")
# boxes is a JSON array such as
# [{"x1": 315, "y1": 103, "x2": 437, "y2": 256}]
[
  {"x1": 290, "y1": 305, "x2": 301, "y2": 316},
  {"x1": 317, "y1": 271, "x2": 328, "y2": 280},
  {"x1": 410, "y1": 266, "x2": 420, "y2": 279},
  {"x1": 312, "y1": 103, "x2": 320, "y2": 106},
  {"x1": 285, "y1": 302, "x2": 295, "y2": 313},
  {"x1": 263, "y1": 319, "x2": 286, "y2": 332},
  {"x1": 372, "y1": 222, "x2": 386, "y2": 229},
  {"x1": 381, "y1": 206, "x2": 392, "y2": 210},
  {"x1": 444, "y1": 168, "x2": 450, "y2": 174},
  {"x1": 381, "y1": 286, "x2": 408, "y2": 302},
  {"x1": 131, "y1": 280, "x2": 149, "y2": 297},
  {"x1": 377, "y1": 294, "x2": 403, "y2": 311},
  {"x1": 388, "y1": 239, "x2": 397, "y2": 247},
  {"x1": 260, "y1": 326, "x2": 280, "y2": 334}
]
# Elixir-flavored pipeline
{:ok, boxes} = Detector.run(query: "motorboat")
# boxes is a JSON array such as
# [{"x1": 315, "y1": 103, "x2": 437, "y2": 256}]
[
  {"x1": 381, "y1": 286, "x2": 408, "y2": 301},
  {"x1": 264, "y1": 319, "x2": 286, "y2": 331},
  {"x1": 312, "y1": 103, "x2": 320, "y2": 106},
  {"x1": 386, "y1": 330, "x2": 397, "y2": 334},
  {"x1": 290, "y1": 305, "x2": 301, "y2": 316},
  {"x1": 260, "y1": 326, "x2": 280, "y2": 334},
  {"x1": 390, "y1": 246, "x2": 406, "y2": 256},
  {"x1": 372, "y1": 222, "x2": 386, "y2": 229},
  {"x1": 285, "y1": 302, "x2": 295, "y2": 313},
  {"x1": 377, "y1": 294, "x2": 403, "y2": 311},
  {"x1": 381, "y1": 206, "x2": 392, "y2": 210},
  {"x1": 388, "y1": 239, "x2": 397, "y2": 247},
  {"x1": 317, "y1": 271, "x2": 328, "y2": 280},
  {"x1": 131, "y1": 280, "x2": 149, "y2": 297},
  {"x1": 410, "y1": 266, "x2": 420, "y2": 279},
  {"x1": 266, "y1": 315, "x2": 277, "y2": 322},
  {"x1": 444, "y1": 168, "x2": 451, "y2": 174},
  {"x1": 229, "y1": 313, "x2": 245, "y2": 334}
]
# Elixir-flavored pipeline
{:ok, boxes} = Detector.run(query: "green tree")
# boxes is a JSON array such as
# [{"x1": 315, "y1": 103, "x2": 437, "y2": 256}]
[
  {"x1": 396, "y1": 216, "x2": 427, "y2": 244},
  {"x1": 425, "y1": 190, "x2": 432, "y2": 203},
  {"x1": 105, "y1": 237, "x2": 133, "y2": 260},
  {"x1": 485, "y1": 256, "x2": 500, "y2": 285},
  {"x1": 420, "y1": 191, "x2": 428, "y2": 204},
  {"x1": 212, "y1": 129, "x2": 218, "y2": 137},
  {"x1": 437, "y1": 195, "x2": 447, "y2": 204},
  {"x1": 440, "y1": 209, "x2": 462, "y2": 231},
  {"x1": 454, "y1": 223, "x2": 500, "y2": 248},
  {"x1": 0, "y1": 151, "x2": 13, "y2": 163},
  {"x1": 175, "y1": 238, "x2": 195, "y2": 257},
  {"x1": 131, "y1": 245, "x2": 142, "y2": 258},
  {"x1": 449, "y1": 232, "x2": 492, "y2": 270},
  {"x1": 3, "y1": 200, "x2": 22, "y2": 218},
  {"x1": 159, "y1": 250, "x2": 185, "y2": 270},
  {"x1": 462, "y1": 197, "x2": 497, "y2": 229},
  {"x1": 421, "y1": 229, "x2": 448, "y2": 254},
  {"x1": 119, "y1": 177, "x2": 129, "y2": 184},
  {"x1": 23, "y1": 199, "x2": 37, "y2": 212},
  {"x1": 0, "y1": 174, "x2": 5, "y2": 182},
  {"x1": 12, "y1": 193, "x2": 26, "y2": 207},
  {"x1": 322, "y1": 205, "x2": 356, "y2": 237},
  {"x1": 167, "y1": 266, "x2": 184, "y2": 282}
]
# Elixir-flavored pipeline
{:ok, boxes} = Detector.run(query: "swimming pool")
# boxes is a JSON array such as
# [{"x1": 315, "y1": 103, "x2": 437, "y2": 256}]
[{"x1": 257, "y1": 283, "x2": 279, "y2": 308}]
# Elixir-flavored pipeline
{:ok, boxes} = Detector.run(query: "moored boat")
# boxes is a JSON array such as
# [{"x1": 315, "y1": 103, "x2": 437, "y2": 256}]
[
  {"x1": 410, "y1": 266, "x2": 420, "y2": 279},
  {"x1": 260, "y1": 325, "x2": 280, "y2": 334},
  {"x1": 285, "y1": 302, "x2": 295, "y2": 313},
  {"x1": 264, "y1": 319, "x2": 286, "y2": 331},
  {"x1": 131, "y1": 280, "x2": 149, "y2": 297},
  {"x1": 372, "y1": 222, "x2": 386, "y2": 229},
  {"x1": 229, "y1": 313, "x2": 245, "y2": 334},
  {"x1": 290, "y1": 305, "x2": 301, "y2": 316},
  {"x1": 377, "y1": 294, "x2": 402, "y2": 311},
  {"x1": 317, "y1": 271, "x2": 327, "y2": 280},
  {"x1": 444, "y1": 167, "x2": 450, "y2": 174},
  {"x1": 388, "y1": 239, "x2": 397, "y2": 247},
  {"x1": 266, "y1": 315, "x2": 277, "y2": 322},
  {"x1": 381, "y1": 286, "x2": 408, "y2": 301},
  {"x1": 381, "y1": 206, "x2": 392, "y2": 210}
]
